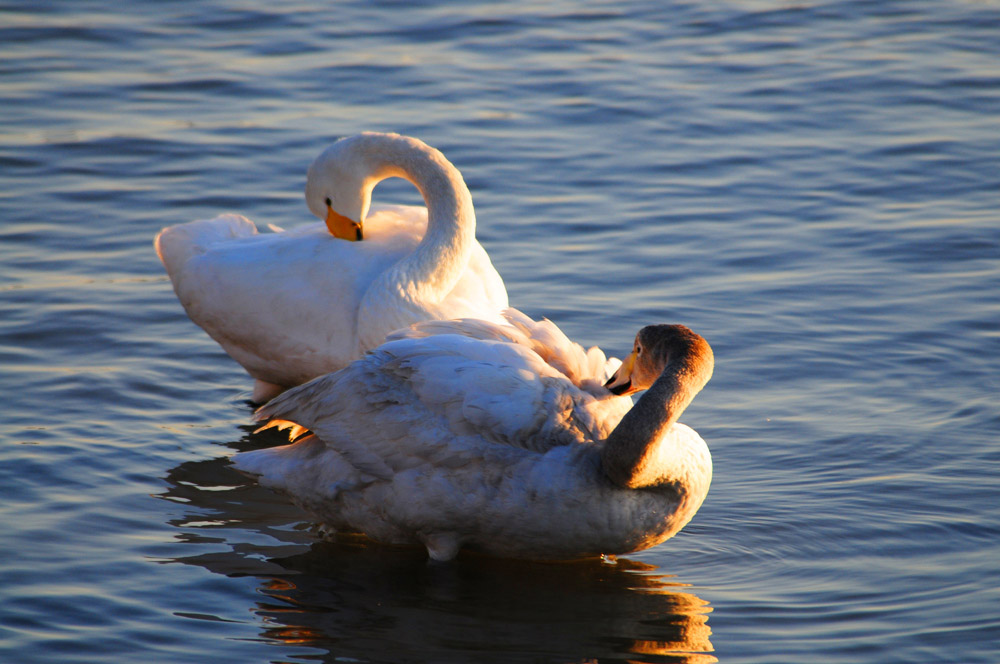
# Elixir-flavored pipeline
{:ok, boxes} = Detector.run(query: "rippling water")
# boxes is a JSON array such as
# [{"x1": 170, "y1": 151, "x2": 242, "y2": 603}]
[{"x1": 2, "y1": 1, "x2": 999, "y2": 662}]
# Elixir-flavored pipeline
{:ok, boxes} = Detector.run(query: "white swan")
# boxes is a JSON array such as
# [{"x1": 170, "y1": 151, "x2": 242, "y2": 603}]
[
  {"x1": 233, "y1": 310, "x2": 714, "y2": 562},
  {"x1": 155, "y1": 132, "x2": 508, "y2": 401}
]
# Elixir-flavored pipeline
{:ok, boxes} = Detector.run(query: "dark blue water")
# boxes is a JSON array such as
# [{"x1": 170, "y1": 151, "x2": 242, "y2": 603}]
[{"x1": 2, "y1": 1, "x2": 998, "y2": 662}]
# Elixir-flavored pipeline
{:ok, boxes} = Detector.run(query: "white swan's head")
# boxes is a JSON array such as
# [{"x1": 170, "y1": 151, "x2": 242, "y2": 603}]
[
  {"x1": 605, "y1": 325, "x2": 714, "y2": 397},
  {"x1": 305, "y1": 136, "x2": 373, "y2": 242}
]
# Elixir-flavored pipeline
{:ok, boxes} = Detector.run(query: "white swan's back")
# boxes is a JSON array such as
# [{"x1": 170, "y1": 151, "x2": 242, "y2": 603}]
[
  {"x1": 157, "y1": 208, "x2": 414, "y2": 385},
  {"x1": 155, "y1": 213, "x2": 257, "y2": 276}
]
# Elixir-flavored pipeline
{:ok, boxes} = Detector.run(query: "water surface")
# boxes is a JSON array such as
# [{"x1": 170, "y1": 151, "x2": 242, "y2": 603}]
[{"x1": 2, "y1": 1, "x2": 999, "y2": 662}]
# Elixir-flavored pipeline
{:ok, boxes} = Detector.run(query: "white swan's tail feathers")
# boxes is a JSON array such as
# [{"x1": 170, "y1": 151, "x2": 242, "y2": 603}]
[{"x1": 154, "y1": 213, "x2": 258, "y2": 275}]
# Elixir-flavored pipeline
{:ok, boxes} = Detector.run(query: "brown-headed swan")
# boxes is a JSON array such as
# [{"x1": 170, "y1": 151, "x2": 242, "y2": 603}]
[{"x1": 234, "y1": 311, "x2": 714, "y2": 561}]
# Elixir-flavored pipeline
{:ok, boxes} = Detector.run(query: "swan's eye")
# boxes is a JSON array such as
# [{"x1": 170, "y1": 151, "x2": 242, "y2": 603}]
[
  {"x1": 636, "y1": 345, "x2": 643, "y2": 356},
  {"x1": 324, "y1": 197, "x2": 332, "y2": 207}
]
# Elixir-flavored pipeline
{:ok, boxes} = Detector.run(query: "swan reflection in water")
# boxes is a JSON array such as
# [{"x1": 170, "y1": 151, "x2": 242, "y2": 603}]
[{"x1": 159, "y1": 431, "x2": 716, "y2": 663}]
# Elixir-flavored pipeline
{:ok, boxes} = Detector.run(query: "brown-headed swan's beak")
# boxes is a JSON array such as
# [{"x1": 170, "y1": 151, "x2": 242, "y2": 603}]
[{"x1": 604, "y1": 351, "x2": 637, "y2": 396}]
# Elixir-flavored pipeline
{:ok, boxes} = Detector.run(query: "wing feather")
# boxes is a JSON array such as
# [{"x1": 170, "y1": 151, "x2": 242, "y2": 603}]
[{"x1": 253, "y1": 316, "x2": 630, "y2": 482}]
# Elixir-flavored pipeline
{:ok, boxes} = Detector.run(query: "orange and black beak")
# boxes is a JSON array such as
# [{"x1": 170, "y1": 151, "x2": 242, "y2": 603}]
[
  {"x1": 604, "y1": 351, "x2": 637, "y2": 396},
  {"x1": 325, "y1": 204, "x2": 363, "y2": 241}
]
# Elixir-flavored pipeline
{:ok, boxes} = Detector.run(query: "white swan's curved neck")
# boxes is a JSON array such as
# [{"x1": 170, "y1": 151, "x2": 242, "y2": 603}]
[{"x1": 359, "y1": 135, "x2": 475, "y2": 305}]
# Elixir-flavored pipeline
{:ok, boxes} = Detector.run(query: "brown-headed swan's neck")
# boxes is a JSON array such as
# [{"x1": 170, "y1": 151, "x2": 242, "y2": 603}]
[{"x1": 601, "y1": 349, "x2": 711, "y2": 490}]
